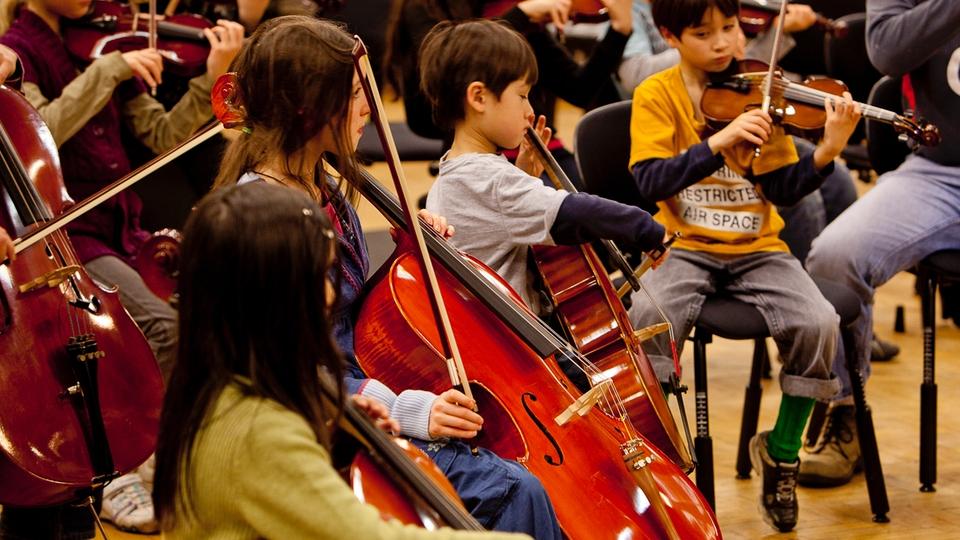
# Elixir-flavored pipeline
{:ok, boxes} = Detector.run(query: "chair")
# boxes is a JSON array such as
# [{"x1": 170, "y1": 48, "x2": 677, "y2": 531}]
[
  {"x1": 328, "y1": 0, "x2": 445, "y2": 169},
  {"x1": 356, "y1": 122, "x2": 445, "y2": 164},
  {"x1": 824, "y1": 12, "x2": 883, "y2": 180},
  {"x1": 917, "y1": 251, "x2": 960, "y2": 492},
  {"x1": 574, "y1": 101, "x2": 890, "y2": 521},
  {"x1": 865, "y1": 76, "x2": 911, "y2": 176}
]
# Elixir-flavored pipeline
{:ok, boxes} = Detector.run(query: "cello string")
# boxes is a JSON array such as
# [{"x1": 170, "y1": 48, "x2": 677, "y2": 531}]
[{"x1": 0, "y1": 123, "x2": 84, "y2": 335}]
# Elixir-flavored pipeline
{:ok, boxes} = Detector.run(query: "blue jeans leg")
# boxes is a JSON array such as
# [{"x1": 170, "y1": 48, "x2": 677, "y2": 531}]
[
  {"x1": 807, "y1": 155, "x2": 960, "y2": 397},
  {"x1": 411, "y1": 439, "x2": 562, "y2": 540}
]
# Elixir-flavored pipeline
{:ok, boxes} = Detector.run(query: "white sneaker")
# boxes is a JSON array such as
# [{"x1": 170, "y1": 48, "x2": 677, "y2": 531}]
[
  {"x1": 101, "y1": 472, "x2": 159, "y2": 533},
  {"x1": 137, "y1": 454, "x2": 156, "y2": 493}
]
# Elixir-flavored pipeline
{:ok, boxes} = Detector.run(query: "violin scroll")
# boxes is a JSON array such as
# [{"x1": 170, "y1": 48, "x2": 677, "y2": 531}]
[{"x1": 892, "y1": 113, "x2": 941, "y2": 148}]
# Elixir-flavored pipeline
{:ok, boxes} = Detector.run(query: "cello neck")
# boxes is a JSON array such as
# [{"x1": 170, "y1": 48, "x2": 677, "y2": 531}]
[{"x1": 522, "y1": 127, "x2": 642, "y2": 292}]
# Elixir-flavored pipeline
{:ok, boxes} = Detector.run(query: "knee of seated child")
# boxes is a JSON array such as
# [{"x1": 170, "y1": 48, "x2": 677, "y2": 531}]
[
  {"x1": 797, "y1": 301, "x2": 840, "y2": 338},
  {"x1": 505, "y1": 461, "x2": 549, "y2": 502}
]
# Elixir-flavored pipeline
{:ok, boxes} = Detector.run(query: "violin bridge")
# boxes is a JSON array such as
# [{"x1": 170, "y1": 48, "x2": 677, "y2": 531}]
[
  {"x1": 633, "y1": 323, "x2": 670, "y2": 343},
  {"x1": 18, "y1": 265, "x2": 82, "y2": 293},
  {"x1": 554, "y1": 379, "x2": 614, "y2": 426}
]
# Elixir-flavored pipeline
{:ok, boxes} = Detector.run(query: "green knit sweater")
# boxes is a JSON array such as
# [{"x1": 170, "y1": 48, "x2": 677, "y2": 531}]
[{"x1": 163, "y1": 383, "x2": 528, "y2": 540}]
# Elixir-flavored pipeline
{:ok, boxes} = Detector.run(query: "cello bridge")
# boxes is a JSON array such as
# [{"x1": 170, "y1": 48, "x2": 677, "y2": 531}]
[{"x1": 18, "y1": 265, "x2": 81, "y2": 293}]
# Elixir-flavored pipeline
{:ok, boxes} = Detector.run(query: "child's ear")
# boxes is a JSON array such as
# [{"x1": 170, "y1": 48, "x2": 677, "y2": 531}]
[
  {"x1": 465, "y1": 81, "x2": 486, "y2": 113},
  {"x1": 660, "y1": 26, "x2": 681, "y2": 49}
]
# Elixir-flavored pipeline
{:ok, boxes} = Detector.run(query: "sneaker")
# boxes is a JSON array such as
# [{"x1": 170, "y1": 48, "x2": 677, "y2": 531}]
[
  {"x1": 870, "y1": 337, "x2": 900, "y2": 362},
  {"x1": 799, "y1": 405, "x2": 861, "y2": 487},
  {"x1": 749, "y1": 431, "x2": 800, "y2": 532},
  {"x1": 101, "y1": 472, "x2": 159, "y2": 533},
  {"x1": 137, "y1": 454, "x2": 156, "y2": 493}
]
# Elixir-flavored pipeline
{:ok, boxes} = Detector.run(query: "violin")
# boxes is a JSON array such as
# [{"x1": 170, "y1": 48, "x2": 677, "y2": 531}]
[
  {"x1": 135, "y1": 228, "x2": 181, "y2": 303},
  {"x1": 349, "y1": 38, "x2": 720, "y2": 540},
  {"x1": 701, "y1": 59, "x2": 941, "y2": 149},
  {"x1": 0, "y1": 83, "x2": 164, "y2": 507},
  {"x1": 739, "y1": 0, "x2": 847, "y2": 38},
  {"x1": 64, "y1": 0, "x2": 212, "y2": 79}
]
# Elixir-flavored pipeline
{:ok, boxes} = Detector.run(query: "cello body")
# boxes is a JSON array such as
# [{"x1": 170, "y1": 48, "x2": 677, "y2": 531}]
[
  {"x1": 355, "y1": 240, "x2": 721, "y2": 539},
  {"x1": 0, "y1": 85, "x2": 164, "y2": 507},
  {"x1": 532, "y1": 243, "x2": 694, "y2": 472}
]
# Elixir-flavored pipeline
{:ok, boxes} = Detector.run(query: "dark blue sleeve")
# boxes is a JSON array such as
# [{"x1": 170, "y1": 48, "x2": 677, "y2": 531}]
[
  {"x1": 344, "y1": 374, "x2": 366, "y2": 395},
  {"x1": 631, "y1": 141, "x2": 725, "y2": 202},
  {"x1": 752, "y1": 153, "x2": 834, "y2": 206},
  {"x1": 550, "y1": 192, "x2": 665, "y2": 251}
]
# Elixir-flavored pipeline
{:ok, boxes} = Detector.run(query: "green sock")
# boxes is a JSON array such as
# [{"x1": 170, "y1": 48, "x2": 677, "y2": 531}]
[{"x1": 767, "y1": 394, "x2": 815, "y2": 463}]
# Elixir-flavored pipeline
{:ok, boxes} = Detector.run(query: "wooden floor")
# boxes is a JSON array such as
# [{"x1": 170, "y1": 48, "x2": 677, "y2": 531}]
[{"x1": 93, "y1": 101, "x2": 960, "y2": 538}]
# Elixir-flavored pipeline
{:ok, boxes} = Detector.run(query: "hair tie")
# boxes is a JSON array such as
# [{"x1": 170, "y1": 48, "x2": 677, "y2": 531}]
[{"x1": 212, "y1": 72, "x2": 252, "y2": 133}]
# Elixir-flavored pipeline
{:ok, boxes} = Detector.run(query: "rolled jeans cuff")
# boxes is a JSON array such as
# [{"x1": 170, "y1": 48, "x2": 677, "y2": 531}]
[{"x1": 780, "y1": 371, "x2": 841, "y2": 402}]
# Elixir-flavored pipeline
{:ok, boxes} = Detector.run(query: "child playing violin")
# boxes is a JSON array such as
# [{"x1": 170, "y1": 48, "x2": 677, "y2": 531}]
[
  {"x1": 209, "y1": 16, "x2": 562, "y2": 539},
  {"x1": 419, "y1": 19, "x2": 666, "y2": 314},
  {"x1": 626, "y1": 0, "x2": 860, "y2": 532},
  {"x1": 152, "y1": 181, "x2": 526, "y2": 540},
  {"x1": 0, "y1": 0, "x2": 243, "y2": 533}
]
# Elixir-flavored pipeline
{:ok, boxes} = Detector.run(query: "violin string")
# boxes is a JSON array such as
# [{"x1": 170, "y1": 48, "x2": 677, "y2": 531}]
[{"x1": 738, "y1": 77, "x2": 899, "y2": 122}]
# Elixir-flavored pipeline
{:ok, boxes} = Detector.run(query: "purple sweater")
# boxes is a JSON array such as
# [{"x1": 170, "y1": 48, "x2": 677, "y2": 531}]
[{"x1": 0, "y1": 9, "x2": 149, "y2": 263}]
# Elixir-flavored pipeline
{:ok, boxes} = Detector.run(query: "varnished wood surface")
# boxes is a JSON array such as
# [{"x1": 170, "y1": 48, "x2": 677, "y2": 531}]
[{"x1": 91, "y1": 100, "x2": 960, "y2": 539}]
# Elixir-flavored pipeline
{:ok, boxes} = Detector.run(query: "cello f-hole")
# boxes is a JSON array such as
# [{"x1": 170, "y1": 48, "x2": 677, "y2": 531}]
[{"x1": 521, "y1": 392, "x2": 563, "y2": 466}]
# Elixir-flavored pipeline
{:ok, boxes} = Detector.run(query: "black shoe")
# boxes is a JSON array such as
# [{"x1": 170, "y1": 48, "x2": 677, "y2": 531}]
[
  {"x1": 750, "y1": 431, "x2": 800, "y2": 532},
  {"x1": 870, "y1": 337, "x2": 900, "y2": 362}
]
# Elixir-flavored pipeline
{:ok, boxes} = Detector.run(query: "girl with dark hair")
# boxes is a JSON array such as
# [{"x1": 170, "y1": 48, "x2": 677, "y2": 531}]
[
  {"x1": 207, "y1": 16, "x2": 562, "y2": 539},
  {"x1": 152, "y1": 181, "x2": 522, "y2": 538}
]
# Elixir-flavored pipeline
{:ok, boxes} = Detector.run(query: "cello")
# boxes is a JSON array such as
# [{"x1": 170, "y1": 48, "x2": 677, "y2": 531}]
[
  {"x1": 349, "y1": 38, "x2": 720, "y2": 540},
  {"x1": 522, "y1": 126, "x2": 695, "y2": 472},
  {"x1": 0, "y1": 84, "x2": 164, "y2": 507}
]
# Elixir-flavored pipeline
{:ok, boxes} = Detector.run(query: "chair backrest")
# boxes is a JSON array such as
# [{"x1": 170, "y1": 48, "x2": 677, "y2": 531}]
[
  {"x1": 824, "y1": 13, "x2": 882, "y2": 103},
  {"x1": 866, "y1": 76, "x2": 911, "y2": 175},
  {"x1": 824, "y1": 12, "x2": 881, "y2": 143},
  {"x1": 573, "y1": 100, "x2": 657, "y2": 214}
]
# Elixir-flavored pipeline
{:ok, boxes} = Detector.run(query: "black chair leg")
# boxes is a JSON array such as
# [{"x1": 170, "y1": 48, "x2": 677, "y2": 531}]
[
  {"x1": 919, "y1": 269, "x2": 938, "y2": 492},
  {"x1": 736, "y1": 338, "x2": 766, "y2": 479},
  {"x1": 842, "y1": 326, "x2": 890, "y2": 523},
  {"x1": 805, "y1": 401, "x2": 829, "y2": 448},
  {"x1": 693, "y1": 328, "x2": 715, "y2": 510}
]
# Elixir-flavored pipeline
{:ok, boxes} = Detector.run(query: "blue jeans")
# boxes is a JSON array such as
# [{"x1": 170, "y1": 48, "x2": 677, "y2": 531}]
[
  {"x1": 778, "y1": 138, "x2": 858, "y2": 263},
  {"x1": 628, "y1": 249, "x2": 841, "y2": 400},
  {"x1": 412, "y1": 439, "x2": 562, "y2": 540},
  {"x1": 807, "y1": 155, "x2": 960, "y2": 397}
]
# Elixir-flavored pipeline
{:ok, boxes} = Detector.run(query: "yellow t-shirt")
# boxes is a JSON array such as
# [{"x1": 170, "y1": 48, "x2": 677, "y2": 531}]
[{"x1": 629, "y1": 65, "x2": 797, "y2": 254}]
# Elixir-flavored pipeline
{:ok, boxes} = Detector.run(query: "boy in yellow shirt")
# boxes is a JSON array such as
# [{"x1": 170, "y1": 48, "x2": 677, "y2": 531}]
[{"x1": 627, "y1": 0, "x2": 861, "y2": 532}]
